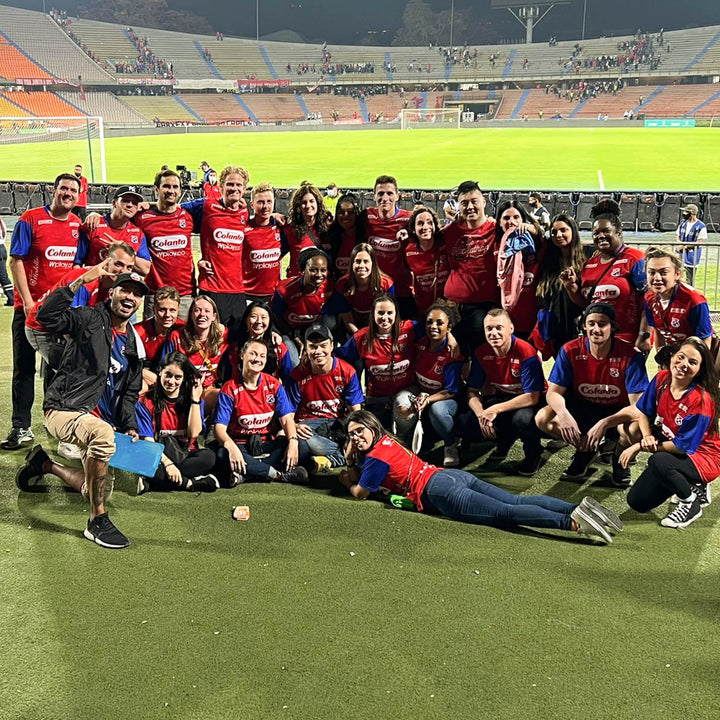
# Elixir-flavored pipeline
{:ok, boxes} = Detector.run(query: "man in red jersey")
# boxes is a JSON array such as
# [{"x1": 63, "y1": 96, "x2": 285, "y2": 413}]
[
  {"x1": 3, "y1": 173, "x2": 81, "y2": 451},
  {"x1": 244, "y1": 182, "x2": 282, "y2": 304},
  {"x1": 75, "y1": 186, "x2": 151, "y2": 275},
  {"x1": 202, "y1": 169, "x2": 222, "y2": 203},
  {"x1": 361, "y1": 175, "x2": 414, "y2": 318},
  {"x1": 73, "y1": 164, "x2": 89, "y2": 221},
  {"x1": 442, "y1": 180, "x2": 499, "y2": 353}
]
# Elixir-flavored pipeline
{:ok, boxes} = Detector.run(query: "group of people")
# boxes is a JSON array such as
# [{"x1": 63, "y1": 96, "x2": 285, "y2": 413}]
[{"x1": 5, "y1": 168, "x2": 718, "y2": 553}]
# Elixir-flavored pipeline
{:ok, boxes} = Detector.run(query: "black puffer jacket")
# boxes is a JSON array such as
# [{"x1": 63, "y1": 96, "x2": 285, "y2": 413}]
[{"x1": 37, "y1": 286, "x2": 145, "y2": 432}]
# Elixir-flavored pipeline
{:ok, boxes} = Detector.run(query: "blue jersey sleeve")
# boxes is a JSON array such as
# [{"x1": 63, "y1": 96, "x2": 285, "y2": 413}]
[
  {"x1": 326, "y1": 292, "x2": 351, "y2": 315},
  {"x1": 467, "y1": 355, "x2": 486, "y2": 390},
  {"x1": 625, "y1": 352, "x2": 649, "y2": 396},
  {"x1": 410, "y1": 320, "x2": 426, "y2": 340},
  {"x1": 181, "y1": 199, "x2": 205, "y2": 233},
  {"x1": 643, "y1": 301, "x2": 656, "y2": 329},
  {"x1": 271, "y1": 289, "x2": 286, "y2": 318},
  {"x1": 214, "y1": 390, "x2": 234, "y2": 427},
  {"x1": 135, "y1": 401, "x2": 155, "y2": 439},
  {"x1": 688, "y1": 302, "x2": 713, "y2": 339},
  {"x1": 358, "y1": 455, "x2": 391, "y2": 493},
  {"x1": 673, "y1": 412, "x2": 712, "y2": 455},
  {"x1": 387, "y1": 283, "x2": 395, "y2": 297},
  {"x1": 629, "y1": 258, "x2": 648, "y2": 293},
  {"x1": 71, "y1": 285, "x2": 92, "y2": 307},
  {"x1": 9, "y1": 219, "x2": 33, "y2": 257},
  {"x1": 136, "y1": 234, "x2": 152, "y2": 262},
  {"x1": 337, "y1": 335, "x2": 360, "y2": 364},
  {"x1": 520, "y1": 355, "x2": 545, "y2": 394},
  {"x1": 344, "y1": 370, "x2": 365, "y2": 406},
  {"x1": 74, "y1": 228, "x2": 90, "y2": 265},
  {"x1": 548, "y1": 346, "x2": 573, "y2": 388},
  {"x1": 278, "y1": 346, "x2": 294, "y2": 380},
  {"x1": 275, "y1": 382, "x2": 294, "y2": 418},
  {"x1": 284, "y1": 375, "x2": 301, "y2": 411},
  {"x1": 443, "y1": 360, "x2": 463, "y2": 395},
  {"x1": 636, "y1": 375, "x2": 659, "y2": 419}
]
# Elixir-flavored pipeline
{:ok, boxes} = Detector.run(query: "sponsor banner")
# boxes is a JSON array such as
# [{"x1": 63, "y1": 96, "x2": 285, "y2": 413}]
[
  {"x1": 15, "y1": 78, "x2": 56, "y2": 86},
  {"x1": 117, "y1": 77, "x2": 175, "y2": 86},
  {"x1": 644, "y1": 118, "x2": 695, "y2": 128},
  {"x1": 237, "y1": 79, "x2": 291, "y2": 89}
]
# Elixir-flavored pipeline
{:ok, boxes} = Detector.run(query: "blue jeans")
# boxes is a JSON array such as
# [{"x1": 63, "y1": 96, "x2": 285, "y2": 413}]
[
  {"x1": 214, "y1": 438, "x2": 288, "y2": 482},
  {"x1": 296, "y1": 418, "x2": 345, "y2": 466},
  {"x1": 422, "y1": 469, "x2": 575, "y2": 530},
  {"x1": 426, "y1": 399, "x2": 457, "y2": 446}
]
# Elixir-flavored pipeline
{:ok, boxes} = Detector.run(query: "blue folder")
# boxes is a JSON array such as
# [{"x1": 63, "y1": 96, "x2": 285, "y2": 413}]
[{"x1": 109, "y1": 433, "x2": 164, "y2": 475}]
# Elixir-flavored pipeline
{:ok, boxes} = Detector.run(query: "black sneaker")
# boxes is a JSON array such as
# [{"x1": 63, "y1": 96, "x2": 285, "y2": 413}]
[
  {"x1": 2, "y1": 427, "x2": 35, "y2": 451},
  {"x1": 189, "y1": 474, "x2": 220, "y2": 492},
  {"x1": 694, "y1": 483, "x2": 711, "y2": 508},
  {"x1": 517, "y1": 453, "x2": 542, "y2": 477},
  {"x1": 83, "y1": 513, "x2": 130, "y2": 549},
  {"x1": 486, "y1": 444, "x2": 512, "y2": 464},
  {"x1": 660, "y1": 497, "x2": 703, "y2": 529},
  {"x1": 610, "y1": 455, "x2": 632, "y2": 488},
  {"x1": 279, "y1": 466, "x2": 309, "y2": 484},
  {"x1": 562, "y1": 451, "x2": 596, "y2": 480},
  {"x1": 15, "y1": 444, "x2": 50, "y2": 491}
]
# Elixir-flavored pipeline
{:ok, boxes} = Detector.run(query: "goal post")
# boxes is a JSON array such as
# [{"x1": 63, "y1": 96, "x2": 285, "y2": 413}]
[
  {"x1": 400, "y1": 107, "x2": 461, "y2": 130},
  {"x1": 0, "y1": 116, "x2": 106, "y2": 182}
]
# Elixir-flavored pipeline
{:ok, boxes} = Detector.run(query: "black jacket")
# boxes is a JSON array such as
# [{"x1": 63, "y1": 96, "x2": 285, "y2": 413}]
[{"x1": 37, "y1": 286, "x2": 145, "y2": 432}]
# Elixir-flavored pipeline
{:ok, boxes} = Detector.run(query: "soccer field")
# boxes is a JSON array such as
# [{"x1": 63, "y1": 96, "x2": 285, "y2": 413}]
[
  {"x1": 2, "y1": 122, "x2": 720, "y2": 719},
  {"x1": 2, "y1": 126, "x2": 720, "y2": 191}
]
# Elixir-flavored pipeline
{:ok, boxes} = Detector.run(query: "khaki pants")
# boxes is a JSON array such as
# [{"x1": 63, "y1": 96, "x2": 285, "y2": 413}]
[{"x1": 44, "y1": 410, "x2": 116, "y2": 465}]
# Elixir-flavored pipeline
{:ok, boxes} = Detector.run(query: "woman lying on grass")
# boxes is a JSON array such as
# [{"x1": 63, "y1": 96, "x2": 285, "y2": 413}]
[{"x1": 337, "y1": 410, "x2": 622, "y2": 543}]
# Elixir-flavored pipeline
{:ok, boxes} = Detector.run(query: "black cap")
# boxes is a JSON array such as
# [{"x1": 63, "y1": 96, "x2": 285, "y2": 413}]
[
  {"x1": 112, "y1": 185, "x2": 144, "y2": 202},
  {"x1": 583, "y1": 302, "x2": 616, "y2": 321},
  {"x1": 111, "y1": 272, "x2": 150, "y2": 296},
  {"x1": 304, "y1": 323, "x2": 333, "y2": 343}
]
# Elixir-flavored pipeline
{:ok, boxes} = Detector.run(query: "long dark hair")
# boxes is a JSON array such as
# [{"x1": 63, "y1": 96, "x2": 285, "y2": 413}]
[
  {"x1": 328, "y1": 193, "x2": 365, "y2": 263},
  {"x1": 346, "y1": 409, "x2": 405, "y2": 454},
  {"x1": 346, "y1": 242, "x2": 386, "y2": 297},
  {"x1": 151, "y1": 352, "x2": 201, "y2": 439},
  {"x1": 289, "y1": 182, "x2": 330, "y2": 237},
  {"x1": 494, "y1": 199, "x2": 543, "y2": 244},
  {"x1": 366, "y1": 294, "x2": 402, "y2": 355},
  {"x1": 406, "y1": 204, "x2": 443, "y2": 249},
  {"x1": 537, "y1": 213, "x2": 586, "y2": 298},
  {"x1": 673, "y1": 338, "x2": 720, "y2": 432},
  {"x1": 236, "y1": 301, "x2": 281, "y2": 376}
]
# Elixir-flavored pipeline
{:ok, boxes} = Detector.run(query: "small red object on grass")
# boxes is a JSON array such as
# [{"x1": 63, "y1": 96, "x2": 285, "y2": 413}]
[{"x1": 232, "y1": 506, "x2": 250, "y2": 521}]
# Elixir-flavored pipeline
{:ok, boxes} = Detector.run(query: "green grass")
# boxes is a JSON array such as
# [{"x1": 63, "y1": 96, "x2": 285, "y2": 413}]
[{"x1": 2, "y1": 126, "x2": 720, "y2": 191}]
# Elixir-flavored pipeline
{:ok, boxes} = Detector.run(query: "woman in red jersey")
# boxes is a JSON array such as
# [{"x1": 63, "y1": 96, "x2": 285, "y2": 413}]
[
  {"x1": 561, "y1": 199, "x2": 647, "y2": 347},
  {"x1": 284, "y1": 182, "x2": 331, "y2": 278},
  {"x1": 404, "y1": 205, "x2": 449, "y2": 316},
  {"x1": 327, "y1": 193, "x2": 365, "y2": 278},
  {"x1": 336, "y1": 410, "x2": 620, "y2": 544}
]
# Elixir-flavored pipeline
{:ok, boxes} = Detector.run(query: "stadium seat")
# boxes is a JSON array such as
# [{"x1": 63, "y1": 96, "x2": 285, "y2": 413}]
[
  {"x1": 88, "y1": 184, "x2": 107, "y2": 205},
  {"x1": 575, "y1": 193, "x2": 598, "y2": 230},
  {"x1": 658, "y1": 194, "x2": 682, "y2": 231},
  {"x1": 360, "y1": 191, "x2": 375, "y2": 210},
  {"x1": 420, "y1": 191, "x2": 439, "y2": 215},
  {"x1": 706, "y1": 195, "x2": 720, "y2": 233},
  {"x1": 553, "y1": 193, "x2": 574, "y2": 218},
  {"x1": 0, "y1": 182, "x2": 13, "y2": 214},
  {"x1": 41, "y1": 183, "x2": 54, "y2": 206},
  {"x1": 637, "y1": 195, "x2": 659, "y2": 231},
  {"x1": 617, "y1": 193, "x2": 638, "y2": 231}
]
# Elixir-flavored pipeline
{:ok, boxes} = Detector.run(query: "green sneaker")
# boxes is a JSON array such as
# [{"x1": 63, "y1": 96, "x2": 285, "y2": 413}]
[{"x1": 390, "y1": 495, "x2": 415, "y2": 509}]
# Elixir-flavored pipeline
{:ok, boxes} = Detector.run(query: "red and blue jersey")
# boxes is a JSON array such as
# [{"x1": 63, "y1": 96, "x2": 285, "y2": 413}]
[
  {"x1": 338, "y1": 320, "x2": 421, "y2": 397},
  {"x1": 25, "y1": 266, "x2": 88, "y2": 332},
  {"x1": 215, "y1": 373, "x2": 293, "y2": 441},
  {"x1": 441, "y1": 218, "x2": 498, "y2": 304},
  {"x1": 285, "y1": 357, "x2": 364, "y2": 421},
  {"x1": 92, "y1": 328, "x2": 129, "y2": 424},
  {"x1": 226, "y1": 340, "x2": 293, "y2": 382},
  {"x1": 332, "y1": 273, "x2": 394, "y2": 328},
  {"x1": 643, "y1": 283, "x2": 713, "y2": 345},
  {"x1": 363, "y1": 207, "x2": 413, "y2": 297},
  {"x1": 580, "y1": 246, "x2": 646, "y2": 338},
  {"x1": 404, "y1": 241, "x2": 449, "y2": 315},
  {"x1": 162, "y1": 326, "x2": 230, "y2": 388},
  {"x1": 414, "y1": 337, "x2": 464, "y2": 394},
  {"x1": 550, "y1": 336, "x2": 648, "y2": 406},
  {"x1": 135, "y1": 394, "x2": 204, "y2": 449},
  {"x1": 135, "y1": 207, "x2": 195, "y2": 295},
  {"x1": 243, "y1": 219, "x2": 283, "y2": 297},
  {"x1": 134, "y1": 317, "x2": 186, "y2": 368},
  {"x1": 358, "y1": 435, "x2": 438, "y2": 511},
  {"x1": 75, "y1": 213, "x2": 150, "y2": 266},
  {"x1": 510, "y1": 243, "x2": 545, "y2": 334},
  {"x1": 332, "y1": 227, "x2": 359, "y2": 277},
  {"x1": 283, "y1": 225, "x2": 330, "y2": 279},
  {"x1": 637, "y1": 370, "x2": 720, "y2": 482},
  {"x1": 272, "y1": 276, "x2": 333, "y2": 328},
  {"x1": 184, "y1": 198, "x2": 248, "y2": 294},
  {"x1": 468, "y1": 336, "x2": 546, "y2": 396},
  {"x1": 10, "y1": 206, "x2": 81, "y2": 311}
]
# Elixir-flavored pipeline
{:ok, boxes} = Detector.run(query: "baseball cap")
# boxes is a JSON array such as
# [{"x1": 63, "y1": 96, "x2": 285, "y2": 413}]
[
  {"x1": 112, "y1": 185, "x2": 144, "y2": 202},
  {"x1": 304, "y1": 324, "x2": 333, "y2": 343},
  {"x1": 681, "y1": 203, "x2": 699, "y2": 215},
  {"x1": 111, "y1": 272, "x2": 150, "y2": 296},
  {"x1": 583, "y1": 302, "x2": 616, "y2": 321}
]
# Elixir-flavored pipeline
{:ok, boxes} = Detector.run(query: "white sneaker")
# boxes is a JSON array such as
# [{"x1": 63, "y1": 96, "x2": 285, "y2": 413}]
[
  {"x1": 571, "y1": 505, "x2": 612, "y2": 544},
  {"x1": 443, "y1": 441, "x2": 460, "y2": 467},
  {"x1": 57, "y1": 441, "x2": 82, "y2": 461},
  {"x1": 661, "y1": 497, "x2": 703, "y2": 528}
]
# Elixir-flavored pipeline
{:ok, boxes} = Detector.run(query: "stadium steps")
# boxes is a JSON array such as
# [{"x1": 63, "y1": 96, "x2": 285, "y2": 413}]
[
  {"x1": 502, "y1": 49, "x2": 516, "y2": 79},
  {"x1": 685, "y1": 87, "x2": 720, "y2": 117},
  {"x1": 57, "y1": 90, "x2": 153, "y2": 126},
  {"x1": 231, "y1": 94, "x2": 259, "y2": 124},
  {"x1": 358, "y1": 96, "x2": 369, "y2": 123},
  {"x1": 130, "y1": 26, "x2": 218, "y2": 79},
  {"x1": 0, "y1": 6, "x2": 113, "y2": 82},
  {"x1": 384, "y1": 51, "x2": 393, "y2": 82},
  {"x1": 294, "y1": 92, "x2": 310, "y2": 118},
  {"x1": 258, "y1": 44, "x2": 280, "y2": 79},
  {"x1": 1, "y1": 91, "x2": 86, "y2": 117},
  {"x1": 631, "y1": 85, "x2": 665, "y2": 115},
  {"x1": 0, "y1": 91, "x2": 34, "y2": 116},
  {"x1": 493, "y1": 89, "x2": 523, "y2": 120},
  {"x1": 174, "y1": 95, "x2": 204, "y2": 122},
  {"x1": 509, "y1": 88, "x2": 530, "y2": 119},
  {"x1": 121, "y1": 95, "x2": 199, "y2": 123},
  {"x1": 192, "y1": 40, "x2": 223, "y2": 80},
  {"x1": 69, "y1": 18, "x2": 145, "y2": 70},
  {"x1": 681, "y1": 28, "x2": 720, "y2": 72},
  {"x1": 0, "y1": 34, "x2": 54, "y2": 81}
]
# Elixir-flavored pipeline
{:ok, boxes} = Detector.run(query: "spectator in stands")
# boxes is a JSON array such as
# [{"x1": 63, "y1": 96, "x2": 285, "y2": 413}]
[
  {"x1": 528, "y1": 192, "x2": 550, "y2": 232},
  {"x1": 284, "y1": 183, "x2": 331, "y2": 278},
  {"x1": 361, "y1": 175, "x2": 414, "y2": 318},
  {"x1": 73, "y1": 164, "x2": 89, "y2": 221},
  {"x1": 531, "y1": 214, "x2": 588, "y2": 359},
  {"x1": 0, "y1": 216, "x2": 13, "y2": 306},
  {"x1": 560, "y1": 199, "x2": 647, "y2": 348},
  {"x1": 244, "y1": 183, "x2": 283, "y2": 304},
  {"x1": 442, "y1": 180, "x2": 498, "y2": 354},
  {"x1": 676, "y1": 203, "x2": 707, "y2": 286},
  {"x1": 3, "y1": 173, "x2": 81, "y2": 452},
  {"x1": 327, "y1": 193, "x2": 364, "y2": 278},
  {"x1": 75, "y1": 185, "x2": 151, "y2": 276}
]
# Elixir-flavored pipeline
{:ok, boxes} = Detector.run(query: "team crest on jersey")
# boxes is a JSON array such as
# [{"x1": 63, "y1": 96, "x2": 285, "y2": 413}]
[
  {"x1": 511, "y1": 368, "x2": 520, "y2": 377},
  {"x1": 179, "y1": 218, "x2": 187, "y2": 228},
  {"x1": 610, "y1": 268, "x2": 622, "y2": 277},
  {"x1": 674, "y1": 414, "x2": 684, "y2": 426},
  {"x1": 72, "y1": 229, "x2": 79, "y2": 239},
  {"x1": 265, "y1": 394, "x2": 276, "y2": 404},
  {"x1": 670, "y1": 318, "x2": 681, "y2": 328},
  {"x1": 610, "y1": 368, "x2": 620, "y2": 377},
  {"x1": 433, "y1": 364, "x2": 443, "y2": 375}
]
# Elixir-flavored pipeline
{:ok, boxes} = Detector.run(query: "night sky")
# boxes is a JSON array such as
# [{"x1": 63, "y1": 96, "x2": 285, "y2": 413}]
[{"x1": 6, "y1": 0, "x2": 720, "y2": 44}]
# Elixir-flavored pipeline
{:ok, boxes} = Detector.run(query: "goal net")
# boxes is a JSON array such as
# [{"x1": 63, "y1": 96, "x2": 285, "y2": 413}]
[
  {"x1": 400, "y1": 107, "x2": 461, "y2": 130},
  {"x1": 0, "y1": 116, "x2": 106, "y2": 182}
]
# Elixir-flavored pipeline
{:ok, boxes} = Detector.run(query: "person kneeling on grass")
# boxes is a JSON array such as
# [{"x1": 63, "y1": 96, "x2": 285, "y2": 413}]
[
  {"x1": 337, "y1": 410, "x2": 622, "y2": 544},
  {"x1": 212, "y1": 339, "x2": 307, "y2": 485},
  {"x1": 602, "y1": 338, "x2": 719, "y2": 529},
  {"x1": 14, "y1": 271, "x2": 149, "y2": 550},
  {"x1": 135, "y1": 352, "x2": 219, "y2": 494}
]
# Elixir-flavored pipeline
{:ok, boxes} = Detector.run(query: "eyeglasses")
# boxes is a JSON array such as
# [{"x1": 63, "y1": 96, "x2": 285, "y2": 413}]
[{"x1": 347, "y1": 427, "x2": 367, "y2": 438}]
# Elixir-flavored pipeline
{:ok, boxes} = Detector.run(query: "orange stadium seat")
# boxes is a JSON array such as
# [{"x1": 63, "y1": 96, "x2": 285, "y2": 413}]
[
  {"x1": 1, "y1": 91, "x2": 86, "y2": 117},
  {"x1": 0, "y1": 44, "x2": 53, "y2": 81}
]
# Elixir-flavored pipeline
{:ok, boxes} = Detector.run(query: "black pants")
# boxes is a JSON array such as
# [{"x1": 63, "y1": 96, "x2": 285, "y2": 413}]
[
  {"x1": 11, "y1": 308, "x2": 36, "y2": 429},
  {"x1": 147, "y1": 448, "x2": 217, "y2": 491},
  {"x1": 627, "y1": 452, "x2": 702, "y2": 512},
  {"x1": 457, "y1": 302, "x2": 496, "y2": 355},
  {"x1": 204, "y1": 291, "x2": 246, "y2": 328},
  {"x1": 0, "y1": 244, "x2": 14, "y2": 303}
]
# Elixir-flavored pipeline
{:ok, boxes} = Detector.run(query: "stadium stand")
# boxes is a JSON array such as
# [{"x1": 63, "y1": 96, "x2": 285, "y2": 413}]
[
  {"x1": 0, "y1": 93, "x2": 32, "y2": 117},
  {"x1": 0, "y1": 36, "x2": 54, "y2": 81},
  {"x1": 0, "y1": 4, "x2": 114, "y2": 82},
  {"x1": 57, "y1": 90, "x2": 153, "y2": 125},
  {"x1": 121, "y1": 94, "x2": 201, "y2": 123},
  {"x1": 0, "y1": 91, "x2": 85, "y2": 117}
]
